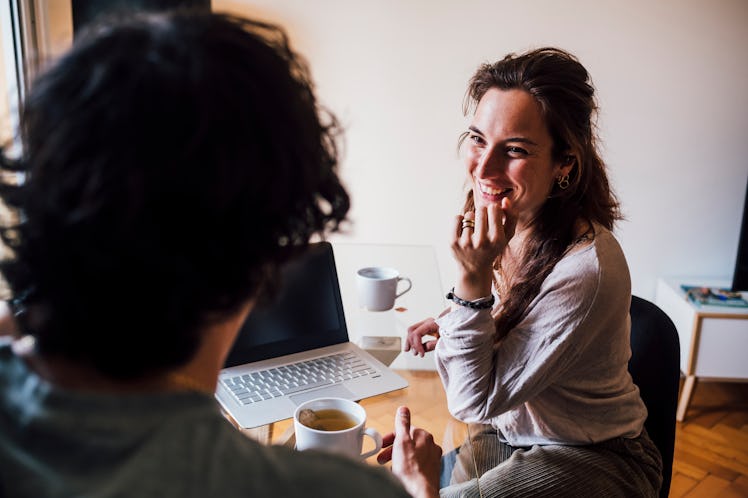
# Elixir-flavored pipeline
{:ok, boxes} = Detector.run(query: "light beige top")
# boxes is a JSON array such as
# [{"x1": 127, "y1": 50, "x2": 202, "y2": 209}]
[{"x1": 435, "y1": 226, "x2": 647, "y2": 447}]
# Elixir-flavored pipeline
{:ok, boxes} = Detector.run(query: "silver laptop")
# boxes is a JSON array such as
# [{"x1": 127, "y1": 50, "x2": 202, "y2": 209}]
[{"x1": 215, "y1": 242, "x2": 408, "y2": 429}]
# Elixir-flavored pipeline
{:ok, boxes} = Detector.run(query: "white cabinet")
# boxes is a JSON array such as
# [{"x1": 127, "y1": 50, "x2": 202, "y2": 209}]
[{"x1": 654, "y1": 278, "x2": 748, "y2": 421}]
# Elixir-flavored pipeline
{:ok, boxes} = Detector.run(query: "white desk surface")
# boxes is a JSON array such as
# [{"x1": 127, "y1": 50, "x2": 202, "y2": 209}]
[
  {"x1": 659, "y1": 277, "x2": 748, "y2": 316},
  {"x1": 332, "y1": 243, "x2": 448, "y2": 371}
]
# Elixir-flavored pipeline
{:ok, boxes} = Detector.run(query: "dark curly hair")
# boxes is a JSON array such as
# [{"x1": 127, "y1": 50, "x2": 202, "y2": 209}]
[
  {"x1": 0, "y1": 10, "x2": 349, "y2": 379},
  {"x1": 460, "y1": 47, "x2": 622, "y2": 341}
]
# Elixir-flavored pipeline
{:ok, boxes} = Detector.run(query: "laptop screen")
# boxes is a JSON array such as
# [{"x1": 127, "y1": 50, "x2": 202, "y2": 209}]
[{"x1": 223, "y1": 242, "x2": 349, "y2": 367}]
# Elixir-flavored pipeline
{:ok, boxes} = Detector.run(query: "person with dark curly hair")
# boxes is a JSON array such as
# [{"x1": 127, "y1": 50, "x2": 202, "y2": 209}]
[
  {"x1": 0, "y1": 10, "x2": 440, "y2": 498},
  {"x1": 406, "y1": 48, "x2": 662, "y2": 497}
]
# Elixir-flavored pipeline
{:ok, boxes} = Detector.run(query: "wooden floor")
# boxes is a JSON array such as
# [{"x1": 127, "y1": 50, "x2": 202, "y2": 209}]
[
  {"x1": 670, "y1": 380, "x2": 748, "y2": 497},
  {"x1": 360, "y1": 371, "x2": 748, "y2": 497}
]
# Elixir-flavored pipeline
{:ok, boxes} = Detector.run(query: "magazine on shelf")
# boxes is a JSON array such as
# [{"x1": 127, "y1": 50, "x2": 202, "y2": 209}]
[{"x1": 681, "y1": 285, "x2": 748, "y2": 308}]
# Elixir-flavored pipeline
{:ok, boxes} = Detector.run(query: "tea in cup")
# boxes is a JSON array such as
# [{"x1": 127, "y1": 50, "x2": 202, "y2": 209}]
[{"x1": 293, "y1": 397, "x2": 382, "y2": 459}]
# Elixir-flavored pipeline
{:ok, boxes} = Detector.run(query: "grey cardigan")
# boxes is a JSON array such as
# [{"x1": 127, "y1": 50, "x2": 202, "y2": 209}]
[{"x1": 435, "y1": 225, "x2": 647, "y2": 447}]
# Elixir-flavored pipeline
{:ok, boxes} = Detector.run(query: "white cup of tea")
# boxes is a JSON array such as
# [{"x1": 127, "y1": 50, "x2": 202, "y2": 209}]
[
  {"x1": 356, "y1": 267, "x2": 412, "y2": 311},
  {"x1": 293, "y1": 397, "x2": 382, "y2": 460}
]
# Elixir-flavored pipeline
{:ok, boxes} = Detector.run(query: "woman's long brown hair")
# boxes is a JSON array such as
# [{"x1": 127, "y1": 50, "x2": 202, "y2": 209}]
[{"x1": 460, "y1": 47, "x2": 622, "y2": 342}]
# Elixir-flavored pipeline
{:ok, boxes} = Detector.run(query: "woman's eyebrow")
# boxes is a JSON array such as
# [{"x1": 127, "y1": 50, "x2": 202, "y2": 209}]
[
  {"x1": 468, "y1": 126, "x2": 539, "y2": 146},
  {"x1": 505, "y1": 137, "x2": 539, "y2": 146}
]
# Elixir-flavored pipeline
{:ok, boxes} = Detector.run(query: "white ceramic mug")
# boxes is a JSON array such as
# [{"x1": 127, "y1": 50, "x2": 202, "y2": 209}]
[
  {"x1": 293, "y1": 397, "x2": 382, "y2": 459},
  {"x1": 356, "y1": 267, "x2": 412, "y2": 311}
]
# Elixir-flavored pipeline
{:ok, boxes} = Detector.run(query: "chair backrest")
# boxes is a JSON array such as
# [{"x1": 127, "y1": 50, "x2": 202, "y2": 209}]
[{"x1": 628, "y1": 296, "x2": 681, "y2": 498}]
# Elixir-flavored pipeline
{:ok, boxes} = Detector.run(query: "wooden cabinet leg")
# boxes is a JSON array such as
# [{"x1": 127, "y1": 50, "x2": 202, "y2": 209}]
[{"x1": 677, "y1": 375, "x2": 697, "y2": 422}]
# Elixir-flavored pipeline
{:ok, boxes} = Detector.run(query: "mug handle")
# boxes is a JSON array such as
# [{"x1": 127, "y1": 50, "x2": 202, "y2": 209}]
[
  {"x1": 360, "y1": 427, "x2": 383, "y2": 459},
  {"x1": 395, "y1": 277, "x2": 412, "y2": 298}
]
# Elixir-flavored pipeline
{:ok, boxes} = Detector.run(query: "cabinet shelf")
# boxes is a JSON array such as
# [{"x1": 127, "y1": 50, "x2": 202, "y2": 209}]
[{"x1": 654, "y1": 278, "x2": 748, "y2": 422}]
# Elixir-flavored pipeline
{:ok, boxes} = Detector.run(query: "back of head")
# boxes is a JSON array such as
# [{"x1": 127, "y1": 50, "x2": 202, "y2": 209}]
[{"x1": 0, "y1": 10, "x2": 349, "y2": 379}]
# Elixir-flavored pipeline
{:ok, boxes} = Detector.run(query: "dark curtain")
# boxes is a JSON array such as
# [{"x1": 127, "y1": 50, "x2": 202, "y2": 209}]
[{"x1": 71, "y1": 0, "x2": 211, "y2": 34}]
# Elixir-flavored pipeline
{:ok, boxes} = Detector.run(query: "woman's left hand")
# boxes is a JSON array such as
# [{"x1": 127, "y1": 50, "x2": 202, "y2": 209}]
[{"x1": 405, "y1": 317, "x2": 440, "y2": 357}]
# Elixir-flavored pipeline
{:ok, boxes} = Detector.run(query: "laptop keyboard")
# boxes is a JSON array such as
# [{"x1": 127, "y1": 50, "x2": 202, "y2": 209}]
[{"x1": 222, "y1": 352, "x2": 380, "y2": 405}]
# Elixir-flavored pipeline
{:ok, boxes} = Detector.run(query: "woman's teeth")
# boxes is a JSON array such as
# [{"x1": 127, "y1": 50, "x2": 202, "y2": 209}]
[{"x1": 480, "y1": 185, "x2": 511, "y2": 196}]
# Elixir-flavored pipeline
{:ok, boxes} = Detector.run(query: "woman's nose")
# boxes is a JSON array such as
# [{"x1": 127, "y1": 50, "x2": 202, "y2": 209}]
[{"x1": 475, "y1": 148, "x2": 504, "y2": 177}]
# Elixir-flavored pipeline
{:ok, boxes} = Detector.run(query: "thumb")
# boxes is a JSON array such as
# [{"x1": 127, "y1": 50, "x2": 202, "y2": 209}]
[{"x1": 395, "y1": 406, "x2": 411, "y2": 440}]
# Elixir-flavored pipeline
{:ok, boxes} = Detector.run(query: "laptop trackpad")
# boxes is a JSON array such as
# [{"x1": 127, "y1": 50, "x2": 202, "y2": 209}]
[{"x1": 289, "y1": 385, "x2": 357, "y2": 405}]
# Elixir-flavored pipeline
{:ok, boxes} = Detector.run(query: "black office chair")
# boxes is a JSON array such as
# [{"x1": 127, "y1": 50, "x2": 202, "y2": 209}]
[{"x1": 628, "y1": 296, "x2": 681, "y2": 498}]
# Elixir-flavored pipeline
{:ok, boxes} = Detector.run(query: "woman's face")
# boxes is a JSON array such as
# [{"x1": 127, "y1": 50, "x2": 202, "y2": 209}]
[{"x1": 465, "y1": 87, "x2": 572, "y2": 231}]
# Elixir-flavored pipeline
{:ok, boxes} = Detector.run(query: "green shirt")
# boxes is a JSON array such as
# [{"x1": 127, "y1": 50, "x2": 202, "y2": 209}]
[{"x1": 0, "y1": 344, "x2": 409, "y2": 498}]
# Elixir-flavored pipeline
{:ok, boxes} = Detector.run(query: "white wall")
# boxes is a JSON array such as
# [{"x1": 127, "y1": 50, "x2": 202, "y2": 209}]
[{"x1": 217, "y1": 1, "x2": 746, "y2": 300}]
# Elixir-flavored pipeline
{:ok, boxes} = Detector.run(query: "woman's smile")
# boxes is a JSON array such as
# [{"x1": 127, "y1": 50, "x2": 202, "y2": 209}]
[
  {"x1": 465, "y1": 88, "x2": 571, "y2": 229},
  {"x1": 476, "y1": 181, "x2": 513, "y2": 203}
]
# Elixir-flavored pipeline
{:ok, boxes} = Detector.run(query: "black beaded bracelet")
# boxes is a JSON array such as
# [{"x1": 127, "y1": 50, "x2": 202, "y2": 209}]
[{"x1": 445, "y1": 288, "x2": 495, "y2": 309}]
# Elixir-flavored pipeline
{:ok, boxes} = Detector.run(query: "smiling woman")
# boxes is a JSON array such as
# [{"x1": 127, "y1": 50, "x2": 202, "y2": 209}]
[
  {"x1": 406, "y1": 47, "x2": 663, "y2": 497},
  {"x1": 456, "y1": 48, "x2": 622, "y2": 338}
]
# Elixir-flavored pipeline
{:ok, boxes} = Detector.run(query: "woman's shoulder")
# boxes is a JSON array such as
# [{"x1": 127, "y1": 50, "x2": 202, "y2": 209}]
[
  {"x1": 589, "y1": 224, "x2": 630, "y2": 284},
  {"x1": 558, "y1": 223, "x2": 626, "y2": 268},
  {"x1": 591, "y1": 223, "x2": 625, "y2": 253},
  {"x1": 544, "y1": 223, "x2": 629, "y2": 298}
]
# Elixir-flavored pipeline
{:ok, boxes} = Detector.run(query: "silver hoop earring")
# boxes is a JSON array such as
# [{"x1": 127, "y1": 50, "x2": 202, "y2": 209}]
[{"x1": 557, "y1": 174, "x2": 570, "y2": 190}]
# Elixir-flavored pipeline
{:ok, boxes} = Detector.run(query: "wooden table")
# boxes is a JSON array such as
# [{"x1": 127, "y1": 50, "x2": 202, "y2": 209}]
[
  {"x1": 223, "y1": 243, "x2": 483, "y2": 492},
  {"x1": 231, "y1": 371, "x2": 462, "y2": 452}
]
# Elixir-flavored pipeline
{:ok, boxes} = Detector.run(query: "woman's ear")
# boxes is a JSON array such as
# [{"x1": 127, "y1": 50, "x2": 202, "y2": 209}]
[{"x1": 559, "y1": 153, "x2": 576, "y2": 176}]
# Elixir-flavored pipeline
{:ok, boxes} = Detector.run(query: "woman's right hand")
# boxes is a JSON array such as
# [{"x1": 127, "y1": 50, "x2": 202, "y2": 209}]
[{"x1": 452, "y1": 198, "x2": 515, "y2": 300}]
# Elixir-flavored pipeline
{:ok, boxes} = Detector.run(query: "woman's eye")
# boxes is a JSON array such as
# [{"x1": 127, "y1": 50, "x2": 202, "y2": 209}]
[
  {"x1": 507, "y1": 146, "x2": 528, "y2": 156},
  {"x1": 469, "y1": 134, "x2": 485, "y2": 145}
]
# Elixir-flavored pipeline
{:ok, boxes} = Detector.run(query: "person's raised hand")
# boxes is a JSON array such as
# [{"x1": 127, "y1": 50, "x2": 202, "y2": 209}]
[
  {"x1": 404, "y1": 317, "x2": 439, "y2": 357},
  {"x1": 404, "y1": 307, "x2": 450, "y2": 357},
  {"x1": 377, "y1": 406, "x2": 441, "y2": 498},
  {"x1": 452, "y1": 198, "x2": 514, "y2": 300}
]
